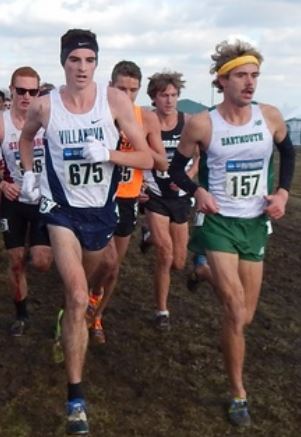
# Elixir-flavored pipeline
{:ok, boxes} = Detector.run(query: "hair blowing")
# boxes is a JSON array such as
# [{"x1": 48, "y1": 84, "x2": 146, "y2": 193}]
[
  {"x1": 210, "y1": 39, "x2": 263, "y2": 92},
  {"x1": 147, "y1": 71, "x2": 185, "y2": 101}
]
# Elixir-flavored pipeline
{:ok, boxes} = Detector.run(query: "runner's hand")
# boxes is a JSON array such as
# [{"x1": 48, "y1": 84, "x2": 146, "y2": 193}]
[
  {"x1": 195, "y1": 186, "x2": 219, "y2": 214},
  {"x1": 264, "y1": 189, "x2": 288, "y2": 220},
  {"x1": 82, "y1": 136, "x2": 110, "y2": 163},
  {"x1": 1, "y1": 181, "x2": 21, "y2": 201},
  {"x1": 21, "y1": 171, "x2": 40, "y2": 202}
]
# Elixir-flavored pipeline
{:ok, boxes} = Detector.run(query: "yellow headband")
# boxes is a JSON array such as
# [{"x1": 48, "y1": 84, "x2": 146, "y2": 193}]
[{"x1": 217, "y1": 55, "x2": 259, "y2": 76}]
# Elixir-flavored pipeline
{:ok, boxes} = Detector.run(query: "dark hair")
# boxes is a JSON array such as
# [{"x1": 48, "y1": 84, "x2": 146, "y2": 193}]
[
  {"x1": 111, "y1": 60, "x2": 142, "y2": 85},
  {"x1": 60, "y1": 29, "x2": 99, "y2": 66},
  {"x1": 0, "y1": 90, "x2": 5, "y2": 101},
  {"x1": 10, "y1": 66, "x2": 41, "y2": 87},
  {"x1": 147, "y1": 71, "x2": 185, "y2": 101},
  {"x1": 39, "y1": 82, "x2": 55, "y2": 96}
]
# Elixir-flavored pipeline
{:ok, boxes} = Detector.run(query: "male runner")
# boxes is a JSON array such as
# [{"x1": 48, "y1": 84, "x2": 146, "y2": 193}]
[
  {"x1": 19, "y1": 29, "x2": 153, "y2": 435},
  {"x1": 0, "y1": 66, "x2": 52, "y2": 336},
  {"x1": 143, "y1": 71, "x2": 198, "y2": 329},
  {"x1": 86, "y1": 60, "x2": 167, "y2": 343},
  {"x1": 169, "y1": 39, "x2": 295, "y2": 426}
]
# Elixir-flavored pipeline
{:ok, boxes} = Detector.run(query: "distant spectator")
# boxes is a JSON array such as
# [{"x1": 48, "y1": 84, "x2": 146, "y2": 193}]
[
  {"x1": 39, "y1": 82, "x2": 55, "y2": 96},
  {"x1": 0, "y1": 91, "x2": 5, "y2": 111},
  {"x1": 4, "y1": 97, "x2": 11, "y2": 110}
]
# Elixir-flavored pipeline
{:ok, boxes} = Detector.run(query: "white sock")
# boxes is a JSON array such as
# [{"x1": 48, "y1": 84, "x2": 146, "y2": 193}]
[{"x1": 155, "y1": 310, "x2": 169, "y2": 317}]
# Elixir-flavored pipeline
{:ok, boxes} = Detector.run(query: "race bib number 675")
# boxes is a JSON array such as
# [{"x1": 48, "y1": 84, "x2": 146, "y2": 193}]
[
  {"x1": 63, "y1": 147, "x2": 103, "y2": 187},
  {"x1": 225, "y1": 159, "x2": 264, "y2": 199}
]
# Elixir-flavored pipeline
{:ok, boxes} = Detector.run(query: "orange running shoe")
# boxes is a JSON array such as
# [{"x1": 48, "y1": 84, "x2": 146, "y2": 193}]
[
  {"x1": 90, "y1": 317, "x2": 106, "y2": 344},
  {"x1": 86, "y1": 294, "x2": 103, "y2": 328}
]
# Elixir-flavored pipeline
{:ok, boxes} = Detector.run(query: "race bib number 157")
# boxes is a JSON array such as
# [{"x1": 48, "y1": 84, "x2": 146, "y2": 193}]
[{"x1": 225, "y1": 159, "x2": 264, "y2": 199}]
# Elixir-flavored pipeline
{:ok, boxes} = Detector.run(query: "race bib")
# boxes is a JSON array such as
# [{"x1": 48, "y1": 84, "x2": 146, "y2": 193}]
[
  {"x1": 39, "y1": 196, "x2": 58, "y2": 214},
  {"x1": 120, "y1": 166, "x2": 134, "y2": 184},
  {"x1": 266, "y1": 219, "x2": 273, "y2": 235},
  {"x1": 0, "y1": 218, "x2": 9, "y2": 232},
  {"x1": 156, "y1": 170, "x2": 170, "y2": 179},
  {"x1": 193, "y1": 211, "x2": 205, "y2": 226},
  {"x1": 14, "y1": 148, "x2": 45, "y2": 175},
  {"x1": 225, "y1": 159, "x2": 264, "y2": 199},
  {"x1": 63, "y1": 147, "x2": 103, "y2": 188}
]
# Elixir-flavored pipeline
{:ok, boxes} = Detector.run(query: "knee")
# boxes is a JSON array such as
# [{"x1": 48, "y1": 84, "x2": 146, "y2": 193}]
[
  {"x1": 172, "y1": 256, "x2": 186, "y2": 270},
  {"x1": 30, "y1": 248, "x2": 52, "y2": 272},
  {"x1": 222, "y1": 293, "x2": 246, "y2": 332},
  {"x1": 172, "y1": 244, "x2": 187, "y2": 271},
  {"x1": 195, "y1": 264, "x2": 211, "y2": 281},
  {"x1": 31, "y1": 255, "x2": 52, "y2": 272},
  {"x1": 102, "y1": 254, "x2": 117, "y2": 272},
  {"x1": 156, "y1": 245, "x2": 173, "y2": 268},
  {"x1": 105, "y1": 262, "x2": 120, "y2": 283},
  {"x1": 89, "y1": 261, "x2": 119, "y2": 294},
  {"x1": 67, "y1": 290, "x2": 89, "y2": 319},
  {"x1": 9, "y1": 253, "x2": 25, "y2": 275}
]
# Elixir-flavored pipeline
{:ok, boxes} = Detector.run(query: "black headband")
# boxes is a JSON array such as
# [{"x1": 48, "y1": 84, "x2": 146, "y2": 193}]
[{"x1": 60, "y1": 35, "x2": 99, "y2": 66}]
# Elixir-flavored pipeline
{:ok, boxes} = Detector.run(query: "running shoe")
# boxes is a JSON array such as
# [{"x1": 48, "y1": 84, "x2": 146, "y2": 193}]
[
  {"x1": 228, "y1": 398, "x2": 251, "y2": 426},
  {"x1": 85, "y1": 293, "x2": 103, "y2": 328},
  {"x1": 10, "y1": 318, "x2": 29, "y2": 336},
  {"x1": 186, "y1": 271, "x2": 200, "y2": 292},
  {"x1": 66, "y1": 398, "x2": 89, "y2": 435},
  {"x1": 154, "y1": 313, "x2": 170, "y2": 331},
  {"x1": 90, "y1": 317, "x2": 106, "y2": 344},
  {"x1": 53, "y1": 308, "x2": 64, "y2": 364}
]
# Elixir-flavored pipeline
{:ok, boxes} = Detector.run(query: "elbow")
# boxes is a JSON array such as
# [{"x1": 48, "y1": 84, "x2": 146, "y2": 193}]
[{"x1": 154, "y1": 158, "x2": 169, "y2": 172}]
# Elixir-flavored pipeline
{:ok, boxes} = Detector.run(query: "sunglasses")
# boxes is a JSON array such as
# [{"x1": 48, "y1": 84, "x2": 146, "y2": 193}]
[{"x1": 15, "y1": 87, "x2": 39, "y2": 97}]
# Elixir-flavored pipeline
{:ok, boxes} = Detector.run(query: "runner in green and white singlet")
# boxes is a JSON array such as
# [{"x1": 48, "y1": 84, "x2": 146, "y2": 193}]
[{"x1": 169, "y1": 39, "x2": 295, "y2": 427}]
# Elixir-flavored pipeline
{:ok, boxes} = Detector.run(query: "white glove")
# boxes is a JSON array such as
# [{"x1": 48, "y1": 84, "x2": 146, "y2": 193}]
[
  {"x1": 82, "y1": 136, "x2": 110, "y2": 163},
  {"x1": 21, "y1": 170, "x2": 40, "y2": 202}
]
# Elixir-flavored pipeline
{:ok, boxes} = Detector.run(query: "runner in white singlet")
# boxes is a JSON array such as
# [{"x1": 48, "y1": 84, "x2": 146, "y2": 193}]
[
  {"x1": 18, "y1": 29, "x2": 153, "y2": 435},
  {"x1": 169, "y1": 39, "x2": 295, "y2": 427}
]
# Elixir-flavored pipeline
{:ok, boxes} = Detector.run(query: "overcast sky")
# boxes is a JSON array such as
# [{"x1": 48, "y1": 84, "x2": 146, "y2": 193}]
[{"x1": 0, "y1": 0, "x2": 300, "y2": 115}]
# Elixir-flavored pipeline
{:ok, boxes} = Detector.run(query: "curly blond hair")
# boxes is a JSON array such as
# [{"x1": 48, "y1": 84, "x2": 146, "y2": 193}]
[{"x1": 210, "y1": 39, "x2": 263, "y2": 92}]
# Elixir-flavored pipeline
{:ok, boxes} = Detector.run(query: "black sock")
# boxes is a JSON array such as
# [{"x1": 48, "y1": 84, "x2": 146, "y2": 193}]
[
  {"x1": 67, "y1": 383, "x2": 84, "y2": 402},
  {"x1": 14, "y1": 298, "x2": 29, "y2": 320}
]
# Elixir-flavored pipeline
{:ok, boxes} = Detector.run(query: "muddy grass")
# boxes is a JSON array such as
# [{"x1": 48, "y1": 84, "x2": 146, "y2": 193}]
[{"x1": 0, "y1": 152, "x2": 300, "y2": 437}]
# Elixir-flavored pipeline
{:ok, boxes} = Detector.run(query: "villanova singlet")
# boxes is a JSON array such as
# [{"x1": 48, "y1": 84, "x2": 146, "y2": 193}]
[
  {"x1": 199, "y1": 103, "x2": 274, "y2": 218},
  {"x1": 1, "y1": 110, "x2": 45, "y2": 204},
  {"x1": 41, "y1": 84, "x2": 120, "y2": 208},
  {"x1": 144, "y1": 111, "x2": 185, "y2": 198}
]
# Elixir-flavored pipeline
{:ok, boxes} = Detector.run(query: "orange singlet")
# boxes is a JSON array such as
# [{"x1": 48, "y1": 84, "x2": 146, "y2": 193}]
[{"x1": 116, "y1": 105, "x2": 143, "y2": 198}]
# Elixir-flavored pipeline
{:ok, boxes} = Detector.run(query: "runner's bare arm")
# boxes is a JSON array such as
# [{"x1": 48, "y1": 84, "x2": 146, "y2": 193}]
[
  {"x1": 170, "y1": 112, "x2": 219, "y2": 213},
  {"x1": 186, "y1": 147, "x2": 200, "y2": 179},
  {"x1": 19, "y1": 96, "x2": 49, "y2": 172},
  {"x1": 108, "y1": 88, "x2": 153, "y2": 169},
  {"x1": 142, "y1": 110, "x2": 168, "y2": 171},
  {"x1": 177, "y1": 112, "x2": 210, "y2": 157},
  {"x1": 0, "y1": 113, "x2": 21, "y2": 199}
]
